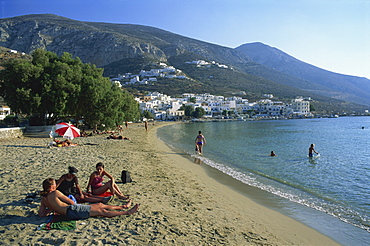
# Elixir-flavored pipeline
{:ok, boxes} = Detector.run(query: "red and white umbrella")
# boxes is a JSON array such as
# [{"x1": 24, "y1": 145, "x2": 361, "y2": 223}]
[{"x1": 55, "y1": 122, "x2": 80, "y2": 140}]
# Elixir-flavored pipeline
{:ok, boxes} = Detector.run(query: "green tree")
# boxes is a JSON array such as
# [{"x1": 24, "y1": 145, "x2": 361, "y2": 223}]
[
  {"x1": 181, "y1": 105, "x2": 194, "y2": 117},
  {"x1": 193, "y1": 107, "x2": 206, "y2": 118},
  {"x1": 189, "y1": 97, "x2": 196, "y2": 103},
  {"x1": 142, "y1": 110, "x2": 153, "y2": 119},
  {"x1": 0, "y1": 49, "x2": 140, "y2": 128}
]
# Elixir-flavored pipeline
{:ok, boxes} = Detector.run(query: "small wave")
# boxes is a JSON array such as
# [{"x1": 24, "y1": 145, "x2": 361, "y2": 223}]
[
  {"x1": 192, "y1": 154, "x2": 370, "y2": 232},
  {"x1": 157, "y1": 126, "x2": 370, "y2": 233}
]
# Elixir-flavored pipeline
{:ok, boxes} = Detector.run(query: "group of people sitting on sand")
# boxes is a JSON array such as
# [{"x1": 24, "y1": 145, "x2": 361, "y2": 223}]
[
  {"x1": 38, "y1": 162, "x2": 139, "y2": 220},
  {"x1": 81, "y1": 128, "x2": 131, "y2": 140},
  {"x1": 80, "y1": 129, "x2": 117, "y2": 136},
  {"x1": 49, "y1": 132, "x2": 131, "y2": 147},
  {"x1": 79, "y1": 128, "x2": 124, "y2": 137},
  {"x1": 80, "y1": 129, "x2": 93, "y2": 137}
]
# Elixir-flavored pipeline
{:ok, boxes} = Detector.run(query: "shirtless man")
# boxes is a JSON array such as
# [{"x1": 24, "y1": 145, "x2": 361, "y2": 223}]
[
  {"x1": 308, "y1": 143, "x2": 319, "y2": 157},
  {"x1": 195, "y1": 131, "x2": 206, "y2": 155},
  {"x1": 38, "y1": 178, "x2": 139, "y2": 220}
]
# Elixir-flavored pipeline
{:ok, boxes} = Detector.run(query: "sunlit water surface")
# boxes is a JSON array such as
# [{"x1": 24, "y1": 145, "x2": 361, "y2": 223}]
[{"x1": 158, "y1": 117, "x2": 370, "y2": 244}]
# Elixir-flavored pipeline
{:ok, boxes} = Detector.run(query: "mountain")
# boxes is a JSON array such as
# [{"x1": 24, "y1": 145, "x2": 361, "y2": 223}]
[
  {"x1": 0, "y1": 14, "x2": 367, "y2": 112},
  {"x1": 0, "y1": 14, "x2": 250, "y2": 68},
  {"x1": 236, "y1": 42, "x2": 370, "y2": 106}
]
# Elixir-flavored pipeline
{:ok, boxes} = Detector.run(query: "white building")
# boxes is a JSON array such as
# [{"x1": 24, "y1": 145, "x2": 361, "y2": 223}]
[
  {"x1": 0, "y1": 105, "x2": 11, "y2": 120},
  {"x1": 262, "y1": 94, "x2": 274, "y2": 99},
  {"x1": 291, "y1": 98, "x2": 311, "y2": 116},
  {"x1": 166, "y1": 108, "x2": 185, "y2": 120},
  {"x1": 137, "y1": 91, "x2": 311, "y2": 120}
]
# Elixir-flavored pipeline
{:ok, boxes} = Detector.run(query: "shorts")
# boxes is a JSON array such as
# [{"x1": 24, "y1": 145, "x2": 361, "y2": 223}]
[
  {"x1": 308, "y1": 153, "x2": 313, "y2": 157},
  {"x1": 66, "y1": 204, "x2": 91, "y2": 220},
  {"x1": 197, "y1": 142, "x2": 203, "y2": 145}
]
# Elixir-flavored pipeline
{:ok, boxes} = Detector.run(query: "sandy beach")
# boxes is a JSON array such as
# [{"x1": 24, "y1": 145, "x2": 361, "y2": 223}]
[{"x1": 0, "y1": 122, "x2": 340, "y2": 245}]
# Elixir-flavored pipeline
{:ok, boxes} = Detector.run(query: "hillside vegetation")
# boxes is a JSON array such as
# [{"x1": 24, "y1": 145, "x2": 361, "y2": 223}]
[
  {"x1": 237, "y1": 43, "x2": 370, "y2": 106},
  {"x1": 0, "y1": 14, "x2": 368, "y2": 113}
]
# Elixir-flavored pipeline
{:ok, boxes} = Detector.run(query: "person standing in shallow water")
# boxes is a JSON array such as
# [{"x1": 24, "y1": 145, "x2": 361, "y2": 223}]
[
  {"x1": 308, "y1": 143, "x2": 319, "y2": 157},
  {"x1": 195, "y1": 131, "x2": 206, "y2": 155}
]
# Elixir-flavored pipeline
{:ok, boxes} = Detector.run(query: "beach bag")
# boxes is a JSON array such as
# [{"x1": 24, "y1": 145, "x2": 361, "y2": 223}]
[{"x1": 121, "y1": 170, "x2": 132, "y2": 184}]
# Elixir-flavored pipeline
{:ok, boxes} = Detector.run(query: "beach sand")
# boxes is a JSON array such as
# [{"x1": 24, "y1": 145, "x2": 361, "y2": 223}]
[{"x1": 0, "y1": 122, "x2": 340, "y2": 245}]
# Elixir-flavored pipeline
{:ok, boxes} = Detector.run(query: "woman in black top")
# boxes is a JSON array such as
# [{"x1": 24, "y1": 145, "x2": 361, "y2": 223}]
[{"x1": 56, "y1": 166, "x2": 113, "y2": 204}]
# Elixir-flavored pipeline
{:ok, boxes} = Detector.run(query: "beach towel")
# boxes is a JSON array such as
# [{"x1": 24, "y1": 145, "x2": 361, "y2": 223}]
[
  {"x1": 38, "y1": 214, "x2": 76, "y2": 231},
  {"x1": 99, "y1": 191, "x2": 114, "y2": 197}
]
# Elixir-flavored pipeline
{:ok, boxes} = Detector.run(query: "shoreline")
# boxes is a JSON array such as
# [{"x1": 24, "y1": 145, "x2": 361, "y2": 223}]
[
  {"x1": 187, "y1": 154, "x2": 369, "y2": 246},
  {"x1": 156, "y1": 120, "x2": 370, "y2": 245},
  {"x1": 0, "y1": 122, "x2": 340, "y2": 245},
  {"x1": 151, "y1": 122, "x2": 340, "y2": 245}
]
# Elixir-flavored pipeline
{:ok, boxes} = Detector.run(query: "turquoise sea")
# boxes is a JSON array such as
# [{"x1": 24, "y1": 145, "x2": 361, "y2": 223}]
[{"x1": 157, "y1": 116, "x2": 370, "y2": 245}]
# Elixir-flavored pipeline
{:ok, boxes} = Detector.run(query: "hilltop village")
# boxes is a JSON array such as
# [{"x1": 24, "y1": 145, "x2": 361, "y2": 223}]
[
  {"x1": 110, "y1": 60, "x2": 232, "y2": 85},
  {"x1": 110, "y1": 60, "x2": 312, "y2": 121}
]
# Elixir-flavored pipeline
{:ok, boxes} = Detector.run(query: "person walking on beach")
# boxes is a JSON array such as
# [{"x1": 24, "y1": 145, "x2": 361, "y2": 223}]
[
  {"x1": 195, "y1": 131, "x2": 206, "y2": 155},
  {"x1": 308, "y1": 144, "x2": 319, "y2": 157},
  {"x1": 144, "y1": 120, "x2": 148, "y2": 132},
  {"x1": 38, "y1": 178, "x2": 139, "y2": 220}
]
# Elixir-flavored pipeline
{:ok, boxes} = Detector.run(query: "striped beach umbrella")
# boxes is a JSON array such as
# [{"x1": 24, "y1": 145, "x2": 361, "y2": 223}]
[{"x1": 55, "y1": 122, "x2": 80, "y2": 140}]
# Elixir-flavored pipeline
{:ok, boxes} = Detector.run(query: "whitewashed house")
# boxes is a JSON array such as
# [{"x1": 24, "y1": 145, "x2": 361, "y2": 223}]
[
  {"x1": 129, "y1": 76, "x2": 140, "y2": 84},
  {"x1": 166, "y1": 108, "x2": 185, "y2": 120},
  {"x1": 291, "y1": 98, "x2": 311, "y2": 116},
  {"x1": 0, "y1": 105, "x2": 10, "y2": 120}
]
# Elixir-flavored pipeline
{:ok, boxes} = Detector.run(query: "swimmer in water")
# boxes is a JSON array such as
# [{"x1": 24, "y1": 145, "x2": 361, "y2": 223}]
[{"x1": 308, "y1": 144, "x2": 319, "y2": 157}]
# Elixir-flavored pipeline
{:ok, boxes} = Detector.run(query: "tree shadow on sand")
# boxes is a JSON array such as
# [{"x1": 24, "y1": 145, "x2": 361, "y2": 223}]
[{"x1": 4, "y1": 145, "x2": 46, "y2": 149}]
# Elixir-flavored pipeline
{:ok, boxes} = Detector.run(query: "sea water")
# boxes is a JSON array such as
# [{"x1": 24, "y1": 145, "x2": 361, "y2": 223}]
[{"x1": 157, "y1": 117, "x2": 370, "y2": 245}]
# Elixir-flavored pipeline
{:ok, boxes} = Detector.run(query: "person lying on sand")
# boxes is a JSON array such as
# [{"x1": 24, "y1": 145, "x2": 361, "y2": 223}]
[
  {"x1": 107, "y1": 134, "x2": 131, "y2": 140},
  {"x1": 51, "y1": 139, "x2": 78, "y2": 147},
  {"x1": 86, "y1": 162, "x2": 129, "y2": 200},
  {"x1": 38, "y1": 178, "x2": 139, "y2": 220},
  {"x1": 80, "y1": 129, "x2": 92, "y2": 137},
  {"x1": 61, "y1": 139, "x2": 78, "y2": 146},
  {"x1": 56, "y1": 166, "x2": 113, "y2": 204}
]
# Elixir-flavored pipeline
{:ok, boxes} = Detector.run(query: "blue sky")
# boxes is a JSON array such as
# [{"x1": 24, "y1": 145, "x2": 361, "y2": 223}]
[{"x1": 1, "y1": 0, "x2": 369, "y2": 78}]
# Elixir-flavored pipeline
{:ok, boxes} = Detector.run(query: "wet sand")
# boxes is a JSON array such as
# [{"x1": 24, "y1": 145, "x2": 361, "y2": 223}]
[{"x1": 0, "y1": 122, "x2": 339, "y2": 245}]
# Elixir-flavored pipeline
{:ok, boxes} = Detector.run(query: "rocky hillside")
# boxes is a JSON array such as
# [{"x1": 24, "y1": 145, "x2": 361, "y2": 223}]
[
  {"x1": 236, "y1": 42, "x2": 370, "y2": 106},
  {"x1": 0, "y1": 14, "x2": 250, "y2": 68},
  {"x1": 0, "y1": 14, "x2": 367, "y2": 112}
]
